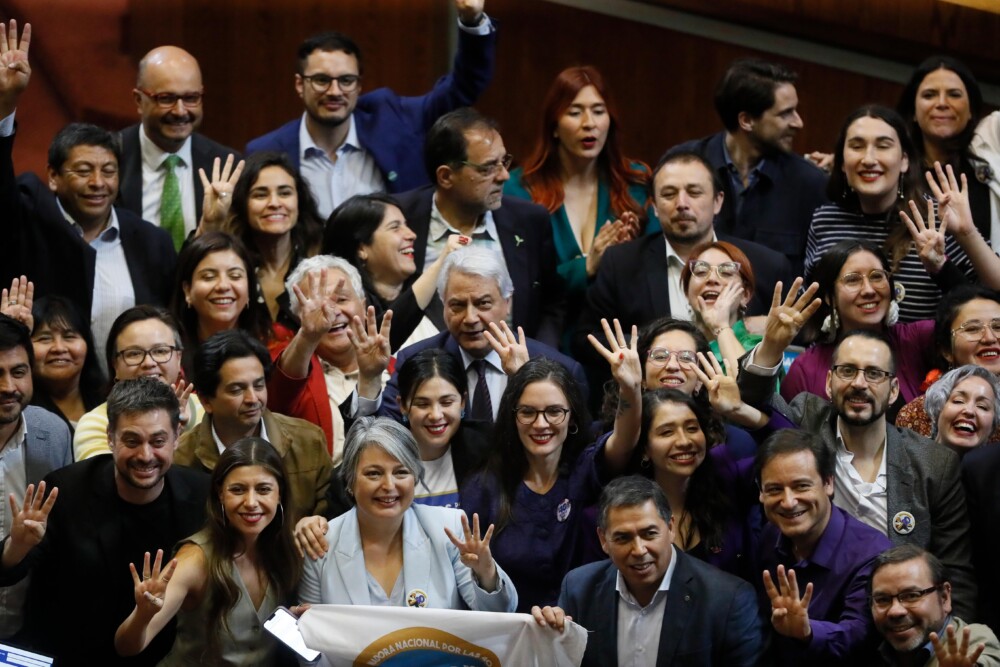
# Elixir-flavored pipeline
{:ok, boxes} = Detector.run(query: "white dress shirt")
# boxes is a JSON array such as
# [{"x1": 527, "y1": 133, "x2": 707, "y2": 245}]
[
  {"x1": 138, "y1": 128, "x2": 197, "y2": 234},
  {"x1": 458, "y1": 348, "x2": 505, "y2": 421},
  {"x1": 299, "y1": 114, "x2": 385, "y2": 220},
  {"x1": 833, "y1": 425, "x2": 889, "y2": 535},
  {"x1": 616, "y1": 545, "x2": 678, "y2": 667},
  {"x1": 211, "y1": 418, "x2": 269, "y2": 455}
]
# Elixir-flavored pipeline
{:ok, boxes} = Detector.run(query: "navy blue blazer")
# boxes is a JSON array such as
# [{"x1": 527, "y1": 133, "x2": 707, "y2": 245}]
[
  {"x1": 668, "y1": 132, "x2": 828, "y2": 276},
  {"x1": 378, "y1": 331, "x2": 589, "y2": 423},
  {"x1": 559, "y1": 551, "x2": 766, "y2": 667},
  {"x1": 117, "y1": 123, "x2": 241, "y2": 224},
  {"x1": 395, "y1": 185, "x2": 567, "y2": 347},
  {"x1": 0, "y1": 133, "x2": 177, "y2": 320},
  {"x1": 244, "y1": 26, "x2": 496, "y2": 194}
]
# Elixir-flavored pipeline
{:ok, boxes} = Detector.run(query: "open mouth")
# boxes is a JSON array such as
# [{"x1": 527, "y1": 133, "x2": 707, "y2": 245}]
[
  {"x1": 629, "y1": 561, "x2": 654, "y2": 573},
  {"x1": 581, "y1": 137, "x2": 597, "y2": 149},
  {"x1": 857, "y1": 301, "x2": 881, "y2": 313},
  {"x1": 374, "y1": 496, "x2": 400, "y2": 507},
  {"x1": 327, "y1": 322, "x2": 349, "y2": 335},
  {"x1": 209, "y1": 296, "x2": 236, "y2": 306},
  {"x1": 778, "y1": 509, "x2": 807, "y2": 520},
  {"x1": 400, "y1": 246, "x2": 414, "y2": 256},
  {"x1": 425, "y1": 422, "x2": 449, "y2": 437},
  {"x1": 529, "y1": 432, "x2": 555, "y2": 445},
  {"x1": 857, "y1": 170, "x2": 884, "y2": 182},
  {"x1": 657, "y1": 375, "x2": 686, "y2": 387},
  {"x1": 239, "y1": 512, "x2": 264, "y2": 524},
  {"x1": 669, "y1": 452, "x2": 698, "y2": 464},
  {"x1": 976, "y1": 348, "x2": 1000, "y2": 361},
  {"x1": 952, "y1": 419, "x2": 978, "y2": 435},
  {"x1": 700, "y1": 290, "x2": 720, "y2": 303},
  {"x1": 129, "y1": 463, "x2": 161, "y2": 479}
]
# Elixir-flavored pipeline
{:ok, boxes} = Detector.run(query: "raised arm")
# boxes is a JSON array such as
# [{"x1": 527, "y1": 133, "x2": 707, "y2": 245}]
[
  {"x1": 410, "y1": 233, "x2": 468, "y2": 309},
  {"x1": 0, "y1": 20, "x2": 31, "y2": 120},
  {"x1": 587, "y1": 318, "x2": 642, "y2": 472},
  {"x1": 278, "y1": 269, "x2": 340, "y2": 379},
  {"x1": 693, "y1": 353, "x2": 768, "y2": 430},
  {"x1": 195, "y1": 155, "x2": 243, "y2": 236},
  {"x1": 1, "y1": 481, "x2": 57, "y2": 569}
]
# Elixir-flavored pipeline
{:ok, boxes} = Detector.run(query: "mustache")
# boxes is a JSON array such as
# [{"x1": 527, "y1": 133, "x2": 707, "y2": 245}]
[
  {"x1": 0, "y1": 391, "x2": 23, "y2": 402},
  {"x1": 670, "y1": 213, "x2": 698, "y2": 223},
  {"x1": 162, "y1": 113, "x2": 195, "y2": 124}
]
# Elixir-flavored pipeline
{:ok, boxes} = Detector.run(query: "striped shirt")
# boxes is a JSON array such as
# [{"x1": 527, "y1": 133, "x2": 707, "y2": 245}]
[{"x1": 804, "y1": 204, "x2": 976, "y2": 322}]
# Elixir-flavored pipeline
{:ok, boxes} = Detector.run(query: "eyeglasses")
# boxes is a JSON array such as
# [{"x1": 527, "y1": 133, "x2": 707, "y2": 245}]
[
  {"x1": 117, "y1": 345, "x2": 179, "y2": 366},
  {"x1": 647, "y1": 348, "x2": 697, "y2": 366},
  {"x1": 831, "y1": 364, "x2": 895, "y2": 384},
  {"x1": 460, "y1": 153, "x2": 513, "y2": 178},
  {"x1": 513, "y1": 406, "x2": 571, "y2": 425},
  {"x1": 136, "y1": 89, "x2": 203, "y2": 108},
  {"x1": 300, "y1": 74, "x2": 361, "y2": 93},
  {"x1": 63, "y1": 165, "x2": 119, "y2": 180},
  {"x1": 869, "y1": 586, "x2": 941, "y2": 611},
  {"x1": 952, "y1": 318, "x2": 1000, "y2": 342},
  {"x1": 839, "y1": 269, "x2": 890, "y2": 293},
  {"x1": 689, "y1": 260, "x2": 741, "y2": 280}
]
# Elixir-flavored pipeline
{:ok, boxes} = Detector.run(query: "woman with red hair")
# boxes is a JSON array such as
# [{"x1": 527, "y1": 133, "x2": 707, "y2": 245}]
[{"x1": 505, "y1": 66, "x2": 657, "y2": 304}]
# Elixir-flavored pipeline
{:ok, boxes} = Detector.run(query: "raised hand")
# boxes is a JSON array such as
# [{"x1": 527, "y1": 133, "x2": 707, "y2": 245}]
[
  {"x1": 696, "y1": 280, "x2": 744, "y2": 335},
  {"x1": 171, "y1": 378, "x2": 194, "y2": 428},
  {"x1": 455, "y1": 0, "x2": 486, "y2": 24},
  {"x1": 586, "y1": 215, "x2": 636, "y2": 277},
  {"x1": 197, "y1": 154, "x2": 244, "y2": 232},
  {"x1": 758, "y1": 279, "x2": 821, "y2": 367},
  {"x1": 348, "y1": 306, "x2": 392, "y2": 382},
  {"x1": 0, "y1": 20, "x2": 31, "y2": 115},
  {"x1": 129, "y1": 549, "x2": 177, "y2": 618},
  {"x1": 484, "y1": 321, "x2": 528, "y2": 376},
  {"x1": 929, "y1": 623, "x2": 987, "y2": 667},
  {"x1": 292, "y1": 269, "x2": 338, "y2": 341},
  {"x1": 587, "y1": 318, "x2": 641, "y2": 392},
  {"x1": 927, "y1": 162, "x2": 974, "y2": 238},
  {"x1": 805, "y1": 151, "x2": 833, "y2": 173},
  {"x1": 693, "y1": 353, "x2": 741, "y2": 414},
  {"x1": 0, "y1": 275, "x2": 33, "y2": 330},
  {"x1": 444, "y1": 512, "x2": 498, "y2": 589},
  {"x1": 7, "y1": 481, "x2": 56, "y2": 549},
  {"x1": 901, "y1": 197, "x2": 948, "y2": 273},
  {"x1": 763, "y1": 565, "x2": 813, "y2": 640}
]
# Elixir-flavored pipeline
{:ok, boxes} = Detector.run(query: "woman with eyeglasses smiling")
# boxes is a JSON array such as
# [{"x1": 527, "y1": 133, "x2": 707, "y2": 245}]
[
  {"x1": 896, "y1": 284, "x2": 1000, "y2": 441},
  {"x1": 784, "y1": 239, "x2": 935, "y2": 421}
]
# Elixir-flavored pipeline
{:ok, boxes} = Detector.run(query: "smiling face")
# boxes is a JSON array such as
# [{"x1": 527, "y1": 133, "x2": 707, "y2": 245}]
[
  {"x1": 833, "y1": 250, "x2": 891, "y2": 332},
  {"x1": 220, "y1": 464, "x2": 279, "y2": 540},
  {"x1": 871, "y1": 557, "x2": 951, "y2": 654},
  {"x1": 112, "y1": 318, "x2": 182, "y2": 385},
  {"x1": 556, "y1": 85, "x2": 610, "y2": 164},
  {"x1": 946, "y1": 298, "x2": 1000, "y2": 373},
  {"x1": 645, "y1": 401, "x2": 707, "y2": 479},
  {"x1": 599, "y1": 500, "x2": 674, "y2": 607},
  {"x1": 358, "y1": 204, "x2": 417, "y2": 287},
  {"x1": 841, "y1": 115, "x2": 910, "y2": 214},
  {"x1": 31, "y1": 322, "x2": 87, "y2": 388},
  {"x1": 826, "y1": 336, "x2": 899, "y2": 427},
  {"x1": 134, "y1": 50, "x2": 204, "y2": 153},
  {"x1": 47, "y1": 145, "x2": 118, "y2": 230},
  {"x1": 442, "y1": 271, "x2": 510, "y2": 359},
  {"x1": 515, "y1": 380, "x2": 571, "y2": 462},
  {"x1": 311, "y1": 267, "x2": 366, "y2": 365},
  {"x1": 936, "y1": 375, "x2": 996, "y2": 451},
  {"x1": 915, "y1": 68, "x2": 972, "y2": 146},
  {"x1": 183, "y1": 249, "x2": 251, "y2": 335},
  {"x1": 296, "y1": 49, "x2": 360, "y2": 128},
  {"x1": 642, "y1": 330, "x2": 700, "y2": 393},
  {"x1": 109, "y1": 408, "x2": 176, "y2": 503},
  {"x1": 352, "y1": 444, "x2": 415, "y2": 522},
  {"x1": 747, "y1": 83, "x2": 803, "y2": 155},
  {"x1": 0, "y1": 347, "x2": 31, "y2": 429},
  {"x1": 759, "y1": 449, "x2": 834, "y2": 552},
  {"x1": 686, "y1": 247, "x2": 750, "y2": 316},
  {"x1": 201, "y1": 356, "x2": 267, "y2": 444},
  {"x1": 246, "y1": 166, "x2": 299, "y2": 238},
  {"x1": 402, "y1": 376, "x2": 464, "y2": 460},
  {"x1": 653, "y1": 159, "x2": 723, "y2": 247}
]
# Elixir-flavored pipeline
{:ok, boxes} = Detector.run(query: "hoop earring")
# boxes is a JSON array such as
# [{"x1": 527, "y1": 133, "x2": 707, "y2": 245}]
[
  {"x1": 276, "y1": 502, "x2": 284, "y2": 526},
  {"x1": 568, "y1": 423, "x2": 579, "y2": 435},
  {"x1": 640, "y1": 456, "x2": 651, "y2": 469}
]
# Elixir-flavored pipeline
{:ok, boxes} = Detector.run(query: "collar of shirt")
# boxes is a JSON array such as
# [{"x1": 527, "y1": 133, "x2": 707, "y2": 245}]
[
  {"x1": 301, "y1": 112, "x2": 361, "y2": 161},
  {"x1": 429, "y1": 194, "x2": 498, "y2": 244},
  {"x1": 458, "y1": 347, "x2": 503, "y2": 374},
  {"x1": 139, "y1": 126, "x2": 193, "y2": 173},
  {"x1": 775, "y1": 503, "x2": 850, "y2": 570},
  {"x1": 58, "y1": 197, "x2": 120, "y2": 242},
  {"x1": 0, "y1": 414, "x2": 27, "y2": 454},
  {"x1": 615, "y1": 544, "x2": 678, "y2": 609},
  {"x1": 210, "y1": 416, "x2": 269, "y2": 455},
  {"x1": 721, "y1": 136, "x2": 769, "y2": 192},
  {"x1": 319, "y1": 358, "x2": 360, "y2": 382},
  {"x1": 664, "y1": 232, "x2": 718, "y2": 267},
  {"x1": 834, "y1": 423, "x2": 888, "y2": 491}
]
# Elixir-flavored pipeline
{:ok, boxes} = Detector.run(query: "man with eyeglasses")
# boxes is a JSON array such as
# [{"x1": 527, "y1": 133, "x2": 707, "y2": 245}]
[
  {"x1": 0, "y1": 21, "x2": 177, "y2": 375},
  {"x1": 740, "y1": 313, "x2": 978, "y2": 619},
  {"x1": 246, "y1": 0, "x2": 497, "y2": 219},
  {"x1": 868, "y1": 545, "x2": 999, "y2": 667},
  {"x1": 118, "y1": 46, "x2": 240, "y2": 248},
  {"x1": 395, "y1": 108, "x2": 567, "y2": 347}
]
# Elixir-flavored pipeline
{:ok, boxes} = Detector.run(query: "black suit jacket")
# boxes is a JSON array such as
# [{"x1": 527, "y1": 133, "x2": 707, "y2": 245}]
[
  {"x1": 394, "y1": 185, "x2": 566, "y2": 348},
  {"x1": 117, "y1": 124, "x2": 241, "y2": 224},
  {"x1": 962, "y1": 444, "x2": 1000, "y2": 629},
  {"x1": 0, "y1": 457, "x2": 209, "y2": 666},
  {"x1": 0, "y1": 133, "x2": 177, "y2": 319},
  {"x1": 559, "y1": 551, "x2": 766, "y2": 667}
]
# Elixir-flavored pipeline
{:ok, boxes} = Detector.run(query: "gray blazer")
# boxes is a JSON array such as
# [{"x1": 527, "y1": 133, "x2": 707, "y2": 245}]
[
  {"x1": 739, "y1": 369, "x2": 978, "y2": 619},
  {"x1": 22, "y1": 405, "x2": 73, "y2": 484}
]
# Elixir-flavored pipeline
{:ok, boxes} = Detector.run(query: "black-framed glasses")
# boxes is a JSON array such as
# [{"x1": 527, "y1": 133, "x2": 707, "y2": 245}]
[
  {"x1": 513, "y1": 406, "x2": 571, "y2": 426},
  {"x1": 831, "y1": 364, "x2": 895, "y2": 384},
  {"x1": 300, "y1": 73, "x2": 361, "y2": 93},
  {"x1": 839, "y1": 269, "x2": 890, "y2": 293},
  {"x1": 952, "y1": 318, "x2": 1000, "y2": 342},
  {"x1": 689, "y1": 260, "x2": 741, "y2": 280},
  {"x1": 869, "y1": 586, "x2": 941, "y2": 611},
  {"x1": 136, "y1": 89, "x2": 203, "y2": 108},
  {"x1": 117, "y1": 345, "x2": 179, "y2": 366},
  {"x1": 647, "y1": 348, "x2": 697, "y2": 366},
  {"x1": 460, "y1": 153, "x2": 513, "y2": 178}
]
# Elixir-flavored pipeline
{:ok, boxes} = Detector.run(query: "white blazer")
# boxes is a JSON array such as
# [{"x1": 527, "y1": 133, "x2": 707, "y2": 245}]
[{"x1": 299, "y1": 504, "x2": 517, "y2": 612}]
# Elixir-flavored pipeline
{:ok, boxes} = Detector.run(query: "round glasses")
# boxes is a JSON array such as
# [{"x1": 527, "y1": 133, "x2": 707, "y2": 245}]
[
  {"x1": 301, "y1": 74, "x2": 361, "y2": 93},
  {"x1": 513, "y1": 406, "x2": 570, "y2": 425},
  {"x1": 647, "y1": 348, "x2": 697, "y2": 367},
  {"x1": 689, "y1": 260, "x2": 741, "y2": 280},
  {"x1": 839, "y1": 269, "x2": 889, "y2": 293},
  {"x1": 831, "y1": 364, "x2": 894, "y2": 384},
  {"x1": 952, "y1": 318, "x2": 1000, "y2": 342},
  {"x1": 117, "y1": 345, "x2": 179, "y2": 366}
]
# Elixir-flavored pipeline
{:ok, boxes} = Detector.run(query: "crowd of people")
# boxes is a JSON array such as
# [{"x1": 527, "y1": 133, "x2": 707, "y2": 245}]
[{"x1": 0, "y1": 2, "x2": 999, "y2": 665}]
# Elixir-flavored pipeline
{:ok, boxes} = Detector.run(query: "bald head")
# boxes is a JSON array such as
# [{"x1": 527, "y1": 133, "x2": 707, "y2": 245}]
[{"x1": 134, "y1": 46, "x2": 204, "y2": 152}]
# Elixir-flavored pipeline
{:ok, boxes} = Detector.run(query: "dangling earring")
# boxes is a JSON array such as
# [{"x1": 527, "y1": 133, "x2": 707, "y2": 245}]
[
  {"x1": 821, "y1": 306, "x2": 840, "y2": 341},
  {"x1": 898, "y1": 173, "x2": 905, "y2": 201},
  {"x1": 401, "y1": 414, "x2": 409, "y2": 425},
  {"x1": 885, "y1": 283, "x2": 905, "y2": 327},
  {"x1": 276, "y1": 502, "x2": 284, "y2": 526}
]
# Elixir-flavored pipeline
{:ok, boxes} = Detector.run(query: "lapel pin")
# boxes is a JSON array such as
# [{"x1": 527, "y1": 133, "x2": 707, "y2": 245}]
[
  {"x1": 407, "y1": 589, "x2": 428, "y2": 607},
  {"x1": 892, "y1": 511, "x2": 915, "y2": 535}
]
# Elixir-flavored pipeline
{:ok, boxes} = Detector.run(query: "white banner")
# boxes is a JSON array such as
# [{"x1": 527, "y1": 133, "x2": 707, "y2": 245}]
[{"x1": 299, "y1": 604, "x2": 587, "y2": 667}]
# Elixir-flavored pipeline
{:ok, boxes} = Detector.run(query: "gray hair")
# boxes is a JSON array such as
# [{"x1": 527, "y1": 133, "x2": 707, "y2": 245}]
[
  {"x1": 597, "y1": 475, "x2": 672, "y2": 532},
  {"x1": 340, "y1": 417, "x2": 425, "y2": 494},
  {"x1": 925, "y1": 364, "x2": 1000, "y2": 439},
  {"x1": 285, "y1": 255, "x2": 365, "y2": 316},
  {"x1": 436, "y1": 246, "x2": 514, "y2": 300},
  {"x1": 107, "y1": 376, "x2": 181, "y2": 433}
]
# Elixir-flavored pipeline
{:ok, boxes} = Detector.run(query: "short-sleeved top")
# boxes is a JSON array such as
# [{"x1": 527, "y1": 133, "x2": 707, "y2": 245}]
[{"x1": 460, "y1": 442, "x2": 606, "y2": 613}]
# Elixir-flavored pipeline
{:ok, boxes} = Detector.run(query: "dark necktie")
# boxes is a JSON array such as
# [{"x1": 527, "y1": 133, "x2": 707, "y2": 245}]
[{"x1": 470, "y1": 359, "x2": 493, "y2": 422}]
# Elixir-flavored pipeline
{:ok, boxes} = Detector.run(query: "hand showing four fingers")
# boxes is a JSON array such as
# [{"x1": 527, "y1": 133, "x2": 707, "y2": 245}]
[
  {"x1": 444, "y1": 513, "x2": 498, "y2": 589},
  {"x1": 197, "y1": 154, "x2": 245, "y2": 232},
  {"x1": 129, "y1": 549, "x2": 177, "y2": 619}
]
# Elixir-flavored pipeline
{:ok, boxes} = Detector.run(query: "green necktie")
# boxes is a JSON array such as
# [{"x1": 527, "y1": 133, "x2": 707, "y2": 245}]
[{"x1": 160, "y1": 154, "x2": 184, "y2": 250}]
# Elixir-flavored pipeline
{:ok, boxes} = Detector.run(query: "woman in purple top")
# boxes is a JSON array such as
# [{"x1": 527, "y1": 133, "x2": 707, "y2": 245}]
[
  {"x1": 784, "y1": 239, "x2": 934, "y2": 421},
  {"x1": 461, "y1": 319, "x2": 642, "y2": 612}
]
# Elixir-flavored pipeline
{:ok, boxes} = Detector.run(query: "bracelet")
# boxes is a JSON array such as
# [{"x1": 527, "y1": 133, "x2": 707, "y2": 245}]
[{"x1": 712, "y1": 325, "x2": 733, "y2": 337}]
